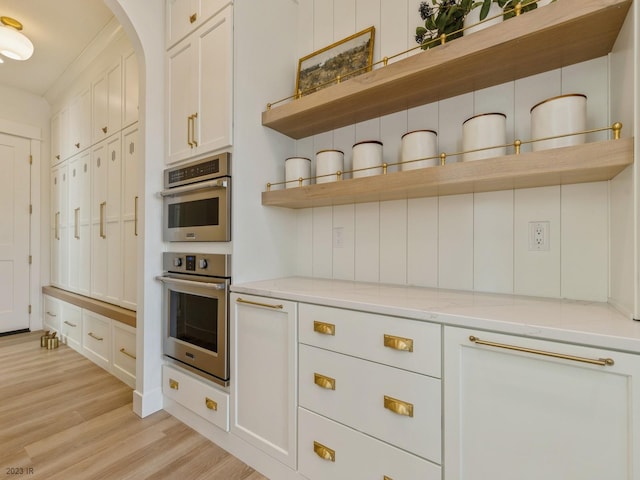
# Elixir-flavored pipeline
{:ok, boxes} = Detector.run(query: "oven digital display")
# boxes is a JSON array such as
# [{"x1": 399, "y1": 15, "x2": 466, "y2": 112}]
[
  {"x1": 167, "y1": 158, "x2": 220, "y2": 185},
  {"x1": 168, "y1": 198, "x2": 219, "y2": 228}
]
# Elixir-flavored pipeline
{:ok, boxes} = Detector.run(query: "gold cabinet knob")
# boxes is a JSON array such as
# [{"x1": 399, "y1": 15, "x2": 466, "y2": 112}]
[
  {"x1": 205, "y1": 397, "x2": 218, "y2": 411},
  {"x1": 169, "y1": 379, "x2": 179, "y2": 390}
]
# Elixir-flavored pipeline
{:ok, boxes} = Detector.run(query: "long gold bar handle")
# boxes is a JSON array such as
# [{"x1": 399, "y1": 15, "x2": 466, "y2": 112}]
[
  {"x1": 187, "y1": 115, "x2": 194, "y2": 147},
  {"x1": 205, "y1": 397, "x2": 218, "y2": 411},
  {"x1": 313, "y1": 321, "x2": 335, "y2": 336},
  {"x1": 134, "y1": 196, "x2": 139, "y2": 236},
  {"x1": 74, "y1": 208, "x2": 80, "y2": 239},
  {"x1": 314, "y1": 373, "x2": 336, "y2": 390},
  {"x1": 169, "y1": 378, "x2": 179, "y2": 390},
  {"x1": 55, "y1": 212, "x2": 60, "y2": 240},
  {"x1": 64, "y1": 320, "x2": 77, "y2": 328},
  {"x1": 191, "y1": 112, "x2": 198, "y2": 147},
  {"x1": 88, "y1": 332, "x2": 104, "y2": 341},
  {"x1": 383, "y1": 334, "x2": 414, "y2": 352},
  {"x1": 313, "y1": 441, "x2": 335, "y2": 462},
  {"x1": 468, "y1": 336, "x2": 615, "y2": 366},
  {"x1": 236, "y1": 297, "x2": 283, "y2": 309},
  {"x1": 99, "y1": 202, "x2": 106, "y2": 239},
  {"x1": 119, "y1": 347, "x2": 136, "y2": 360},
  {"x1": 384, "y1": 395, "x2": 414, "y2": 418}
]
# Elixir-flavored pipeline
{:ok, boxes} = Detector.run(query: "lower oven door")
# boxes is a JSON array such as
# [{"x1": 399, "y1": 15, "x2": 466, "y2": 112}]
[
  {"x1": 161, "y1": 178, "x2": 230, "y2": 242},
  {"x1": 158, "y1": 274, "x2": 229, "y2": 382}
]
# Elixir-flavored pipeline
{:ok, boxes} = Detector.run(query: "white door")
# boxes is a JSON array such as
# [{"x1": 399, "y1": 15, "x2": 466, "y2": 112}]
[{"x1": 0, "y1": 133, "x2": 31, "y2": 333}]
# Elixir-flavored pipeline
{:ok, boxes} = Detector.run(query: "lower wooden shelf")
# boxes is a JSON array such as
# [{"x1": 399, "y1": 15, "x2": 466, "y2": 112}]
[{"x1": 261, "y1": 137, "x2": 634, "y2": 209}]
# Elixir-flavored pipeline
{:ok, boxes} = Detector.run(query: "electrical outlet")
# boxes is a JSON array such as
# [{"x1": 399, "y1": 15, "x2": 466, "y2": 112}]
[{"x1": 529, "y1": 221, "x2": 550, "y2": 251}]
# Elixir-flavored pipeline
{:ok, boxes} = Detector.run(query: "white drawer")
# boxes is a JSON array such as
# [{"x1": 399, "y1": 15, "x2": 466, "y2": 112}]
[
  {"x1": 163, "y1": 365, "x2": 229, "y2": 432},
  {"x1": 299, "y1": 407, "x2": 441, "y2": 480},
  {"x1": 299, "y1": 303, "x2": 441, "y2": 377},
  {"x1": 60, "y1": 303, "x2": 82, "y2": 352},
  {"x1": 112, "y1": 322, "x2": 136, "y2": 388},
  {"x1": 43, "y1": 295, "x2": 61, "y2": 333},
  {"x1": 299, "y1": 344, "x2": 441, "y2": 463},
  {"x1": 82, "y1": 311, "x2": 111, "y2": 370}
]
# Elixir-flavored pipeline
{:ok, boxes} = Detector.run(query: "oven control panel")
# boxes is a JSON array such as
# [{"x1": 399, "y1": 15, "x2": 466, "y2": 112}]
[{"x1": 164, "y1": 252, "x2": 230, "y2": 278}]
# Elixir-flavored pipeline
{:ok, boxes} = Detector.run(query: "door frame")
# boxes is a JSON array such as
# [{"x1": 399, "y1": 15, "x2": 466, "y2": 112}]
[{"x1": 0, "y1": 118, "x2": 42, "y2": 332}]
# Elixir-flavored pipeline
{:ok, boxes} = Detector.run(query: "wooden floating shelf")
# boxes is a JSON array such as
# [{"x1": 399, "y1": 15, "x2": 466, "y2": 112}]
[
  {"x1": 262, "y1": 0, "x2": 632, "y2": 140},
  {"x1": 261, "y1": 138, "x2": 634, "y2": 209}
]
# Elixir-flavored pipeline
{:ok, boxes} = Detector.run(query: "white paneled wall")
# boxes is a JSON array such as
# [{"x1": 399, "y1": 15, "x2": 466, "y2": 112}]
[{"x1": 292, "y1": 0, "x2": 612, "y2": 301}]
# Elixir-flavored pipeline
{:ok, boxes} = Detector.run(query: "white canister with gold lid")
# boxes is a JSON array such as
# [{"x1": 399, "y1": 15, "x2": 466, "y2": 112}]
[
  {"x1": 462, "y1": 113, "x2": 507, "y2": 162},
  {"x1": 401, "y1": 130, "x2": 438, "y2": 171},
  {"x1": 315, "y1": 150, "x2": 344, "y2": 183},
  {"x1": 285, "y1": 156, "x2": 311, "y2": 188},
  {"x1": 530, "y1": 93, "x2": 587, "y2": 151},
  {"x1": 352, "y1": 141, "x2": 383, "y2": 178}
]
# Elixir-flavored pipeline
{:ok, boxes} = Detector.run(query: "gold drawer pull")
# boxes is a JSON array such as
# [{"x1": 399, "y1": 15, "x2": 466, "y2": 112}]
[
  {"x1": 88, "y1": 332, "x2": 104, "y2": 341},
  {"x1": 119, "y1": 347, "x2": 136, "y2": 360},
  {"x1": 169, "y1": 378, "x2": 179, "y2": 390},
  {"x1": 236, "y1": 297, "x2": 283, "y2": 309},
  {"x1": 383, "y1": 334, "x2": 414, "y2": 352},
  {"x1": 384, "y1": 477, "x2": 394, "y2": 480},
  {"x1": 313, "y1": 441, "x2": 335, "y2": 462},
  {"x1": 313, "y1": 321, "x2": 335, "y2": 336},
  {"x1": 46, "y1": 311, "x2": 57, "y2": 317},
  {"x1": 63, "y1": 320, "x2": 77, "y2": 328},
  {"x1": 205, "y1": 397, "x2": 218, "y2": 411},
  {"x1": 314, "y1": 373, "x2": 336, "y2": 390},
  {"x1": 384, "y1": 395, "x2": 414, "y2": 418},
  {"x1": 468, "y1": 336, "x2": 615, "y2": 367}
]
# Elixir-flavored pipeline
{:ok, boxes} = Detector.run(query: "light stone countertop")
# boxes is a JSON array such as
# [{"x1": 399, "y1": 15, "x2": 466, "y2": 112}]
[{"x1": 231, "y1": 276, "x2": 640, "y2": 353}]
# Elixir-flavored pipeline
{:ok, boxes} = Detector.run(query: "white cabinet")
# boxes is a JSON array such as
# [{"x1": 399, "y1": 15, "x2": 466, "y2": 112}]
[
  {"x1": 230, "y1": 293, "x2": 297, "y2": 469},
  {"x1": 166, "y1": 5, "x2": 232, "y2": 164},
  {"x1": 68, "y1": 86, "x2": 91, "y2": 156},
  {"x1": 444, "y1": 327, "x2": 640, "y2": 480},
  {"x1": 50, "y1": 112, "x2": 62, "y2": 165},
  {"x1": 165, "y1": 0, "x2": 231, "y2": 49},
  {"x1": 121, "y1": 124, "x2": 139, "y2": 310},
  {"x1": 43, "y1": 295, "x2": 61, "y2": 334},
  {"x1": 60, "y1": 302, "x2": 82, "y2": 352},
  {"x1": 83, "y1": 310, "x2": 112, "y2": 371},
  {"x1": 51, "y1": 162, "x2": 69, "y2": 289},
  {"x1": 163, "y1": 364, "x2": 230, "y2": 431},
  {"x1": 123, "y1": 50, "x2": 139, "y2": 128},
  {"x1": 68, "y1": 150, "x2": 91, "y2": 296},
  {"x1": 91, "y1": 135, "x2": 122, "y2": 305},
  {"x1": 92, "y1": 59, "x2": 123, "y2": 144},
  {"x1": 112, "y1": 321, "x2": 136, "y2": 388}
]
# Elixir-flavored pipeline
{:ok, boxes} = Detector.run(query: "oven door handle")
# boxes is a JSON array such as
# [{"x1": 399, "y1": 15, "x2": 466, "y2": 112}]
[
  {"x1": 160, "y1": 178, "x2": 228, "y2": 197},
  {"x1": 156, "y1": 275, "x2": 227, "y2": 290}
]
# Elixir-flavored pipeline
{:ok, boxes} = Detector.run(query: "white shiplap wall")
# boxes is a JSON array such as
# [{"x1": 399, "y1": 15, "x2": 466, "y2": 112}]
[{"x1": 292, "y1": 0, "x2": 613, "y2": 302}]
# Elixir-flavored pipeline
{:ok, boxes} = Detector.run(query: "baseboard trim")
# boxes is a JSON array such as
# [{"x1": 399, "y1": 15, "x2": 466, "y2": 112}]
[{"x1": 133, "y1": 386, "x2": 163, "y2": 418}]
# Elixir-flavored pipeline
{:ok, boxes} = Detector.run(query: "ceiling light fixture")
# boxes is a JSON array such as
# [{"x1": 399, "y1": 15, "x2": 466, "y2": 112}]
[{"x1": 0, "y1": 16, "x2": 34, "y2": 61}]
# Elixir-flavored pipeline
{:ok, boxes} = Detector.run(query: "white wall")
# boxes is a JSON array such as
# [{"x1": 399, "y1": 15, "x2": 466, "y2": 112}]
[{"x1": 290, "y1": 0, "x2": 616, "y2": 302}]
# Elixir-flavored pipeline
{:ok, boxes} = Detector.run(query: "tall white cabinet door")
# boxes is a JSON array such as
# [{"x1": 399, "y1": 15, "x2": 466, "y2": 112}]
[
  {"x1": 68, "y1": 151, "x2": 91, "y2": 296},
  {"x1": 50, "y1": 112, "x2": 62, "y2": 165},
  {"x1": 92, "y1": 59, "x2": 123, "y2": 144},
  {"x1": 91, "y1": 142, "x2": 108, "y2": 301},
  {"x1": 193, "y1": 5, "x2": 232, "y2": 156},
  {"x1": 69, "y1": 87, "x2": 91, "y2": 155},
  {"x1": 123, "y1": 50, "x2": 139, "y2": 128},
  {"x1": 51, "y1": 162, "x2": 69, "y2": 289},
  {"x1": 121, "y1": 124, "x2": 138, "y2": 310},
  {"x1": 230, "y1": 293, "x2": 298, "y2": 469},
  {"x1": 166, "y1": 34, "x2": 197, "y2": 164},
  {"x1": 105, "y1": 136, "x2": 123, "y2": 305},
  {"x1": 444, "y1": 327, "x2": 640, "y2": 480}
]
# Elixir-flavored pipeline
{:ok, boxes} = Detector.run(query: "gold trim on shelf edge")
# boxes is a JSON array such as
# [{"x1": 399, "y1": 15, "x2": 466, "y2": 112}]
[
  {"x1": 265, "y1": 122, "x2": 623, "y2": 191},
  {"x1": 313, "y1": 321, "x2": 335, "y2": 336},
  {"x1": 468, "y1": 336, "x2": 615, "y2": 366},
  {"x1": 313, "y1": 441, "x2": 336, "y2": 462}
]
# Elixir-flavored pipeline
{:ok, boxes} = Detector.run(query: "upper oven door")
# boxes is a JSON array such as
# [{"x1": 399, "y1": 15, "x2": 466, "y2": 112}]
[{"x1": 161, "y1": 177, "x2": 231, "y2": 242}]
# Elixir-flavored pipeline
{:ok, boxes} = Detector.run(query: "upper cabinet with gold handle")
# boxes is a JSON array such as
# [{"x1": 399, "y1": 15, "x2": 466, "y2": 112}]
[
  {"x1": 313, "y1": 321, "x2": 335, "y2": 336},
  {"x1": 383, "y1": 334, "x2": 414, "y2": 352},
  {"x1": 383, "y1": 395, "x2": 414, "y2": 418}
]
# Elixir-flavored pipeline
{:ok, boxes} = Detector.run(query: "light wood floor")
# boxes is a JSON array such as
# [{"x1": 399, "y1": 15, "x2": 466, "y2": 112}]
[{"x1": 0, "y1": 331, "x2": 268, "y2": 480}]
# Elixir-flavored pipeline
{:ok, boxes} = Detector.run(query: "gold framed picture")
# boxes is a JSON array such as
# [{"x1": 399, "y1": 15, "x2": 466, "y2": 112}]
[{"x1": 295, "y1": 26, "x2": 375, "y2": 98}]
